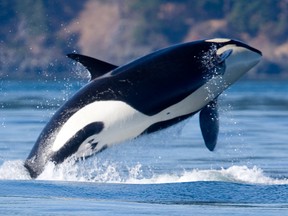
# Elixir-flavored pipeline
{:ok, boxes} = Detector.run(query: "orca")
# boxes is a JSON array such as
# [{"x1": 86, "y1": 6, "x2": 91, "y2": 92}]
[{"x1": 24, "y1": 38, "x2": 262, "y2": 178}]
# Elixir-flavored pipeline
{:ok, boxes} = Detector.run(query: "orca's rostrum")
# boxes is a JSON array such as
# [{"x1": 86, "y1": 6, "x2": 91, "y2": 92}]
[{"x1": 25, "y1": 38, "x2": 262, "y2": 178}]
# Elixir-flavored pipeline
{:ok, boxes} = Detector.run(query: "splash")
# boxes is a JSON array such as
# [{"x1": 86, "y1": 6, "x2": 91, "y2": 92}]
[
  {"x1": 0, "y1": 160, "x2": 31, "y2": 180},
  {"x1": 125, "y1": 165, "x2": 288, "y2": 185},
  {"x1": 201, "y1": 44, "x2": 218, "y2": 72},
  {"x1": 0, "y1": 159, "x2": 287, "y2": 185},
  {"x1": 200, "y1": 44, "x2": 229, "y2": 102}
]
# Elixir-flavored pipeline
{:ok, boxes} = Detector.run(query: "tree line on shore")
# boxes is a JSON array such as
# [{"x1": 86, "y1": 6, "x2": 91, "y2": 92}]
[{"x1": 1, "y1": 0, "x2": 287, "y2": 80}]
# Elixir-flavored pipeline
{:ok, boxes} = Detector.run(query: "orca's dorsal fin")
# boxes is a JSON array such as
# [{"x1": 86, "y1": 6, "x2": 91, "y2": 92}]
[
  {"x1": 199, "y1": 99, "x2": 219, "y2": 151},
  {"x1": 67, "y1": 53, "x2": 118, "y2": 80}
]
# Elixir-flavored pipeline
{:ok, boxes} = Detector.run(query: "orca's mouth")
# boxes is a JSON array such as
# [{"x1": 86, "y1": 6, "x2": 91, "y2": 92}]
[{"x1": 232, "y1": 40, "x2": 262, "y2": 56}]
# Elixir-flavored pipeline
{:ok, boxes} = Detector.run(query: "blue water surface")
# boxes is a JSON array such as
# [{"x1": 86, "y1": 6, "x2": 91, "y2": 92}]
[{"x1": 0, "y1": 80, "x2": 288, "y2": 215}]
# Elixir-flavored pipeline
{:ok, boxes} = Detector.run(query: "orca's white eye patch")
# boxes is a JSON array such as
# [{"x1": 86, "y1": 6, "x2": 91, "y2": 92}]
[
  {"x1": 205, "y1": 38, "x2": 231, "y2": 43},
  {"x1": 216, "y1": 44, "x2": 236, "y2": 55}
]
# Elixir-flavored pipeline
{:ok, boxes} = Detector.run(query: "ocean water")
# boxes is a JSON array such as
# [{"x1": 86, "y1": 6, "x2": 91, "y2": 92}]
[{"x1": 0, "y1": 79, "x2": 288, "y2": 215}]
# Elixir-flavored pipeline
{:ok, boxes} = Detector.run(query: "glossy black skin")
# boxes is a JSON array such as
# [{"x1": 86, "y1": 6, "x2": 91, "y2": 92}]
[{"x1": 25, "y1": 39, "x2": 257, "y2": 178}]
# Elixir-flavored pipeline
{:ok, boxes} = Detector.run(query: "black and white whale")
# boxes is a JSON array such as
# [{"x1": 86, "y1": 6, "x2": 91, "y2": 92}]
[{"x1": 24, "y1": 38, "x2": 262, "y2": 178}]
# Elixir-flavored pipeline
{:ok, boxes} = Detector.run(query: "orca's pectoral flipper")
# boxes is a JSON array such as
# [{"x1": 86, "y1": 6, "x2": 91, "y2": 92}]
[
  {"x1": 217, "y1": 49, "x2": 232, "y2": 64},
  {"x1": 67, "y1": 53, "x2": 118, "y2": 80},
  {"x1": 199, "y1": 99, "x2": 219, "y2": 151}
]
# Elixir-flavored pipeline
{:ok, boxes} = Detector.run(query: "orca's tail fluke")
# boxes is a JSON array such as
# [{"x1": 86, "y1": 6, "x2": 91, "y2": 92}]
[{"x1": 24, "y1": 160, "x2": 40, "y2": 179}]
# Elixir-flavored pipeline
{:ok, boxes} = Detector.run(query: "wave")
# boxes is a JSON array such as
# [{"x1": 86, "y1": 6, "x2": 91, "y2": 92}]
[{"x1": 0, "y1": 159, "x2": 287, "y2": 185}]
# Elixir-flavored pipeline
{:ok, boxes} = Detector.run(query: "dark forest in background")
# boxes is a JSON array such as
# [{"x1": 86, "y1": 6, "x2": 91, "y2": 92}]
[{"x1": 1, "y1": 0, "x2": 287, "y2": 79}]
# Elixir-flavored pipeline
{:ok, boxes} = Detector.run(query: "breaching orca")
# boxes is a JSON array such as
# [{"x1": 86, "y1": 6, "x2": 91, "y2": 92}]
[{"x1": 24, "y1": 38, "x2": 262, "y2": 178}]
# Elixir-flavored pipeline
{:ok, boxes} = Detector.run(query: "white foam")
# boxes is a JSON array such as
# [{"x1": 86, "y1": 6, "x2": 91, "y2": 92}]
[
  {"x1": 1, "y1": 160, "x2": 287, "y2": 185},
  {"x1": 125, "y1": 166, "x2": 288, "y2": 185},
  {"x1": 0, "y1": 160, "x2": 31, "y2": 180}
]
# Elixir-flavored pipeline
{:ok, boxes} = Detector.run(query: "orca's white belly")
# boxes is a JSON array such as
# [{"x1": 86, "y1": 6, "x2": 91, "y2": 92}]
[{"x1": 52, "y1": 76, "x2": 227, "y2": 159}]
